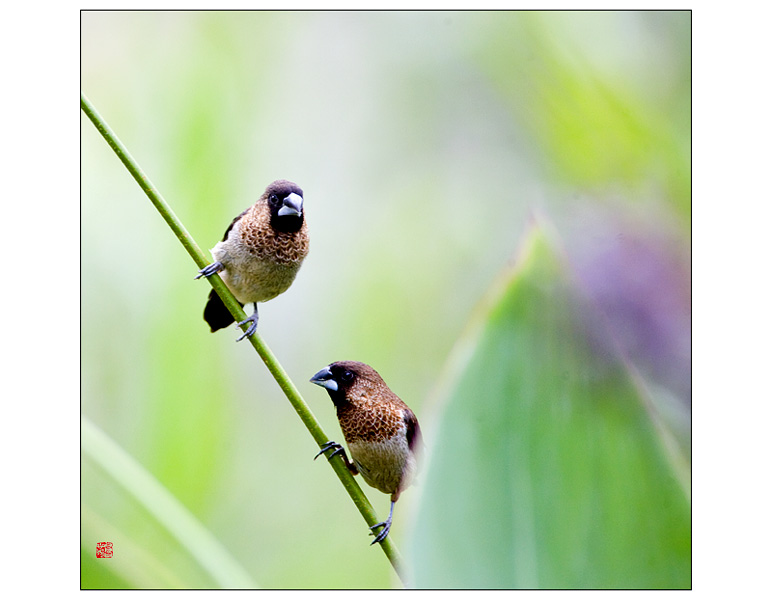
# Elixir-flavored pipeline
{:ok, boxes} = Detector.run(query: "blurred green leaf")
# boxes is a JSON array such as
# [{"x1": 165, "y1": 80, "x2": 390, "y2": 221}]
[
  {"x1": 81, "y1": 505, "x2": 188, "y2": 589},
  {"x1": 408, "y1": 223, "x2": 690, "y2": 589},
  {"x1": 477, "y1": 12, "x2": 691, "y2": 226},
  {"x1": 81, "y1": 417, "x2": 257, "y2": 589}
]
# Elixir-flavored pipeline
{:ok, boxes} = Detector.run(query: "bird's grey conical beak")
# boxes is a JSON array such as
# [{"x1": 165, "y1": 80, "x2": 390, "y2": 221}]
[
  {"x1": 310, "y1": 366, "x2": 338, "y2": 391},
  {"x1": 278, "y1": 192, "x2": 303, "y2": 217}
]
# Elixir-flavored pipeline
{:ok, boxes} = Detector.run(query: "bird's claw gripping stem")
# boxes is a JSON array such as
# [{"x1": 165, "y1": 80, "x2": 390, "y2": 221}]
[
  {"x1": 236, "y1": 311, "x2": 258, "y2": 341},
  {"x1": 369, "y1": 520, "x2": 392, "y2": 545},
  {"x1": 314, "y1": 441, "x2": 358, "y2": 475},
  {"x1": 195, "y1": 261, "x2": 224, "y2": 279},
  {"x1": 314, "y1": 440, "x2": 345, "y2": 461},
  {"x1": 369, "y1": 500, "x2": 395, "y2": 545}
]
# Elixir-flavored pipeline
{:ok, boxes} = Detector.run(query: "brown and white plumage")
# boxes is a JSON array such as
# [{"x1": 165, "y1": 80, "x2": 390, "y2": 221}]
[
  {"x1": 196, "y1": 180, "x2": 309, "y2": 340},
  {"x1": 310, "y1": 361, "x2": 422, "y2": 544}
]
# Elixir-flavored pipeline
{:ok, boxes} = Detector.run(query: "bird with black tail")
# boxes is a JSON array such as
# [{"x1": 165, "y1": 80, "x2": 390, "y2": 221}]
[
  {"x1": 310, "y1": 361, "x2": 422, "y2": 545},
  {"x1": 196, "y1": 180, "x2": 309, "y2": 341}
]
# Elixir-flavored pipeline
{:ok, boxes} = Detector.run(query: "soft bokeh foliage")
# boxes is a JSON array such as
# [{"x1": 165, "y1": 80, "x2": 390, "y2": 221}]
[
  {"x1": 81, "y1": 11, "x2": 690, "y2": 589},
  {"x1": 408, "y1": 226, "x2": 690, "y2": 588}
]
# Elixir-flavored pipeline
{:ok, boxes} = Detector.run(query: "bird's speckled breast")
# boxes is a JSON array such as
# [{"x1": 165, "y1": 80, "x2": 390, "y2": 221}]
[
  {"x1": 339, "y1": 402, "x2": 416, "y2": 498},
  {"x1": 210, "y1": 208, "x2": 308, "y2": 304},
  {"x1": 337, "y1": 397, "x2": 405, "y2": 442},
  {"x1": 238, "y1": 205, "x2": 309, "y2": 264}
]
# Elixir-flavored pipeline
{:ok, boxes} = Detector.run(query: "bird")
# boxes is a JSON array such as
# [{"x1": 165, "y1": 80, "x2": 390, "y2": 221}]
[
  {"x1": 195, "y1": 180, "x2": 309, "y2": 341},
  {"x1": 310, "y1": 360, "x2": 422, "y2": 545}
]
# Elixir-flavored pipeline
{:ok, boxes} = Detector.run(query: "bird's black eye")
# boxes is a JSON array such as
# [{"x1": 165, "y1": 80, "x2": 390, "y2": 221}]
[
  {"x1": 268, "y1": 193, "x2": 281, "y2": 207},
  {"x1": 341, "y1": 370, "x2": 354, "y2": 383}
]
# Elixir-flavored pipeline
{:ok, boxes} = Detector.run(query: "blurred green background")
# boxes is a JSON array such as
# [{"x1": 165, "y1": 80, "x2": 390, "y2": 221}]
[{"x1": 81, "y1": 10, "x2": 691, "y2": 589}]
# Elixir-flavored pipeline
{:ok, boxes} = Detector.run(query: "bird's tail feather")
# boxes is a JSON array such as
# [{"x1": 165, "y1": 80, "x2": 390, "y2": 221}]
[{"x1": 203, "y1": 288, "x2": 241, "y2": 332}]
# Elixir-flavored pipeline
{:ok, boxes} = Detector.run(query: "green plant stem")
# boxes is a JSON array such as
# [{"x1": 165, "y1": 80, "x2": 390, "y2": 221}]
[{"x1": 81, "y1": 91, "x2": 405, "y2": 584}]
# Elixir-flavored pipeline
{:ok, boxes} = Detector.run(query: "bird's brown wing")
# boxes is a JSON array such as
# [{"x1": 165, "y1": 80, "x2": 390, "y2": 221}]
[
  {"x1": 221, "y1": 208, "x2": 249, "y2": 241},
  {"x1": 404, "y1": 408, "x2": 422, "y2": 454}
]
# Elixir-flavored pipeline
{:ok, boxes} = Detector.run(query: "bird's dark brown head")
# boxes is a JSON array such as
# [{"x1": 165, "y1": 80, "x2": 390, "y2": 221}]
[
  {"x1": 309, "y1": 360, "x2": 386, "y2": 406},
  {"x1": 263, "y1": 180, "x2": 304, "y2": 233}
]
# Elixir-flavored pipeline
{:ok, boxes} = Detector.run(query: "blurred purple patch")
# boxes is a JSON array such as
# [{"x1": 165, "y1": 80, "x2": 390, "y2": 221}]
[{"x1": 568, "y1": 208, "x2": 691, "y2": 409}]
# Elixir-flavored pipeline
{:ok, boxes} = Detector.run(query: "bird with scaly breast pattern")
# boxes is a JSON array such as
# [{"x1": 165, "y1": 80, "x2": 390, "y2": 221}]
[
  {"x1": 196, "y1": 180, "x2": 309, "y2": 341},
  {"x1": 310, "y1": 360, "x2": 422, "y2": 545}
]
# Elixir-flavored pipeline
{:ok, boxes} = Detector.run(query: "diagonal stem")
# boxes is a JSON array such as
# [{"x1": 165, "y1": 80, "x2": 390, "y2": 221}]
[{"x1": 81, "y1": 91, "x2": 405, "y2": 584}]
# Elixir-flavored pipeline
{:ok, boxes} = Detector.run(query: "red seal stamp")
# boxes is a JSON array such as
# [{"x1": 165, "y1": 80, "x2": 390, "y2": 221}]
[{"x1": 96, "y1": 541, "x2": 113, "y2": 558}]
